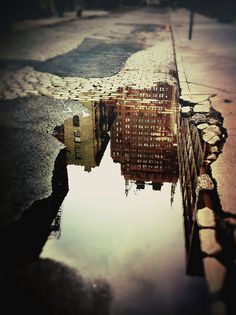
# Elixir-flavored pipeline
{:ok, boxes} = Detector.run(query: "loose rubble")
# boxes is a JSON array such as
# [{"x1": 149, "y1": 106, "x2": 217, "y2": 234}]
[{"x1": 179, "y1": 84, "x2": 234, "y2": 311}]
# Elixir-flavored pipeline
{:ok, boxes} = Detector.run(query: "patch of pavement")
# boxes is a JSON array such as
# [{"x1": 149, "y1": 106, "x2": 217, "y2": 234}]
[
  {"x1": 0, "y1": 37, "x2": 142, "y2": 78},
  {"x1": 35, "y1": 37, "x2": 142, "y2": 78},
  {"x1": 0, "y1": 96, "x2": 88, "y2": 229}
]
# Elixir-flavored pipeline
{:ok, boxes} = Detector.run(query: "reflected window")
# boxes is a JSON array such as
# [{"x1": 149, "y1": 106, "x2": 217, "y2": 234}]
[
  {"x1": 73, "y1": 115, "x2": 80, "y2": 127},
  {"x1": 74, "y1": 131, "x2": 81, "y2": 143},
  {"x1": 75, "y1": 147, "x2": 81, "y2": 159}
]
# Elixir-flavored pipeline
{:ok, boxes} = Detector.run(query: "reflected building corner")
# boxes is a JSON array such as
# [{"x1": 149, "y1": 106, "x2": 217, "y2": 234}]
[{"x1": 53, "y1": 100, "x2": 116, "y2": 172}]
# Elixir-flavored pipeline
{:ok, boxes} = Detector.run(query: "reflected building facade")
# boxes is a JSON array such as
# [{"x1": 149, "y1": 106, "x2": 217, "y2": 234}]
[
  {"x1": 110, "y1": 83, "x2": 179, "y2": 192},
  {"x1": 51, "y1": 101, "x2": 115, "y2": 237},
  {"x1": 54, "y1": 101, "x2": 116, "y2": 172}
]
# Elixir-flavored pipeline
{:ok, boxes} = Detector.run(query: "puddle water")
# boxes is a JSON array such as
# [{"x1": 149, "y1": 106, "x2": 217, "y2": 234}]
[{"x1": 41, "y1": 83, "x2": 210, "y2": 315}]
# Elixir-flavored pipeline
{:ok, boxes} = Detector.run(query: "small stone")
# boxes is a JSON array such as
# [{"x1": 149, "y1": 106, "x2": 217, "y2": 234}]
[
  {"x1": 205, "y1": 159, "x2": 213, "y2": 165},
  {"x1": 54, "y1": 95, "x2": 68, "y2": 100},
  {"x1": 193, "y1": 104, "x2": 211, "y2": 113},
  {"x1": 208, "y1": 117, "x2": 220, "y2": 125},
  {"x1": 69, "y1": 96, "x2": 80, "y2": 101},
  {"x1": 208, "y1": 135, "x2": 220, "y2": 145},
  {"x1": 197, "y1": 123, "x2": 209, "y2": 130},
  {"x1": 28, "y1": 77, "x2": 38, "y2": 83},
  {"x1": 203, "y1": 257, "x2": 226, "y2": 293},
  {"x1": 45, "y1": 92, "x2": 53, "y2": 97},
  {"x1": 4, "y1": 94, "x2": 17, "y2": 100},
  {"x1": 203, "y1": 132, "x2": 220, "y2": 145},
  {"x1": 18, "y1": 92, "x2": 28, "y2": 97},
  {"x1": 203, "y1": 131, "x2": 217, "y2": 142},
  {"x1": 29, "y1": 90, "x2": 39, "y2": 95},
  {"x1": 181, "y1": 106, "x2": 192, "y2": 117},
  {"x1": 199, "y1": 229, "x2": 222, "y2": 255},
  {"x1": 203, "y1": 125, "x2": 221, "y2": 136},
  {"x1": 197, "y1": 174, "x2": 215, "y2": 190},
  {"x1": 206, "y1": 154, "x2": 217, "y2": 161},
  {"x1": 24, "y1": 89, "x2": 34, "y2": 93},
  {"x1": 210, "y1": 146, "x2": 219, "y2": 154},
  {"x1": 196, "y1": 207, "x2": 216, "y2": 228}
]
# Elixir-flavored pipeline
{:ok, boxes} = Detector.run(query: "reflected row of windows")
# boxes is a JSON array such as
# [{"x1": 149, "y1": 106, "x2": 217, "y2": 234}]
[
  {"x1": 128, "y1": 135, "x2": 169, "y2": 141},
  {"x1": 159, "y1": 87, "x2": 169, "y2": 91},
  {"x1": 120, "y1": 129, "x2": 167, "y2": 136},
  {"x1": 116, "y1": 118, "x2": 169, "y2": 125},
  {"x1": 137, "y1": 153, "x2": 164, "y2": 158},
  {"x1": 136, "y1": 159, "x2": 163, "y2": 164},
  {"x1": 135, "y1": 143, "x2": 160, "y2": 147},
  {"x1": 127, "y1": 118, "x2": 167, "y2": 123},
  {"x1": 127, "y1": 164, "x2": 164, "y2": 169},
  {"x1": 112, "y1": 152, "x2": 165, "y2": 159},
  {"x1": 119, "y1": 105, "x2": 170, "y2": 110},
  {"x1": 116, "y1": 119, "x2": 169, "y2": 126},
  {"x1": 123, "y1": 111, "x2": 163, "y2": 117},
  {"x1": 128, "y1": 124, "x2": 168, "y2": 129},
  {"x1": 113, "y1": 142, "x2": 174, "y2": 148},
  {"x1": 138, "y1": 92, "x2": 169, "y2": 98}
]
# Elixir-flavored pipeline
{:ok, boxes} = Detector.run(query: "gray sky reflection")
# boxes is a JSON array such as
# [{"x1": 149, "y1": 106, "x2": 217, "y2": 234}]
[{"x1": 41, "y1": 148, "x2": 209, "y2": 315}]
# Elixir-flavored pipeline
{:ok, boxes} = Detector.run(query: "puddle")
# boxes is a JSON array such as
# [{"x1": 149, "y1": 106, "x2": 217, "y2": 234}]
[
  {"x1": 41, "y1": 83, "x2": 211, "y2": 315},
  {"x1": 0, "y1": 80, "x2": 231, "y2": 314}
]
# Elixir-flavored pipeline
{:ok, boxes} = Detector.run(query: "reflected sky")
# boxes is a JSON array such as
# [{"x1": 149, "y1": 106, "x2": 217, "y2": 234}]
[{"x1": 41, "y1": 148, "x2": 209, "y2": 315}]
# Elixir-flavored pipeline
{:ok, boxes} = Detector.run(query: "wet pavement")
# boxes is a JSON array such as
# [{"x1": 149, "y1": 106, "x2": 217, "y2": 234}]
[{"x1": 0, "y1": 5, "x2": 236, "y2": 315}]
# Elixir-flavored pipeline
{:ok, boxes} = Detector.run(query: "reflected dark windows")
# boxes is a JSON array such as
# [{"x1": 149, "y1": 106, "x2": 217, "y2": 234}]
[
  {"x1": 75, "y1": 147, "x2": 81, "y2": 159},
  {"x1": 53, "y1": 102, "x2": 116, "y2": 170},
  {"x1": 74, "y1": 131, "x2": 81, "y2": 143},
  {"x1": 73, "y1": 115, "x2": 80, "y2": 127},
  {"x1": 110, "y1": 84, "x2": 178, "y2": 191}
]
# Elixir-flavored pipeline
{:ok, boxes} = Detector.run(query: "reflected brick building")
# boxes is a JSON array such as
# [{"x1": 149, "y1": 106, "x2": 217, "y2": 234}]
[{"x1": 110, "y1": 83, "x2": 179, "y2": 191}]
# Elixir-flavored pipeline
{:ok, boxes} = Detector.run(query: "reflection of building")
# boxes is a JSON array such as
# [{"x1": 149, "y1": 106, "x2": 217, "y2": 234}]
[
  {"x1": 178, "y1": 116, "x2": 209, "y2": 276},
  {"x1": 54, "y1": 101, "x2": 115, "y2": 172},
  {"x1": 111, "y1": 83, "x2": 179, "y2": 191}
]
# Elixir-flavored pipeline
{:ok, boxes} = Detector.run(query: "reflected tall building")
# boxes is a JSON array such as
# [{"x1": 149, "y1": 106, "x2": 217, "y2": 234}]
[
  {"x1": 54, "y1": 101, "x2": 116, "y2": 172},
  {"x1": 110, "y1": 83, "x2": 179, "y2": 191}
]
